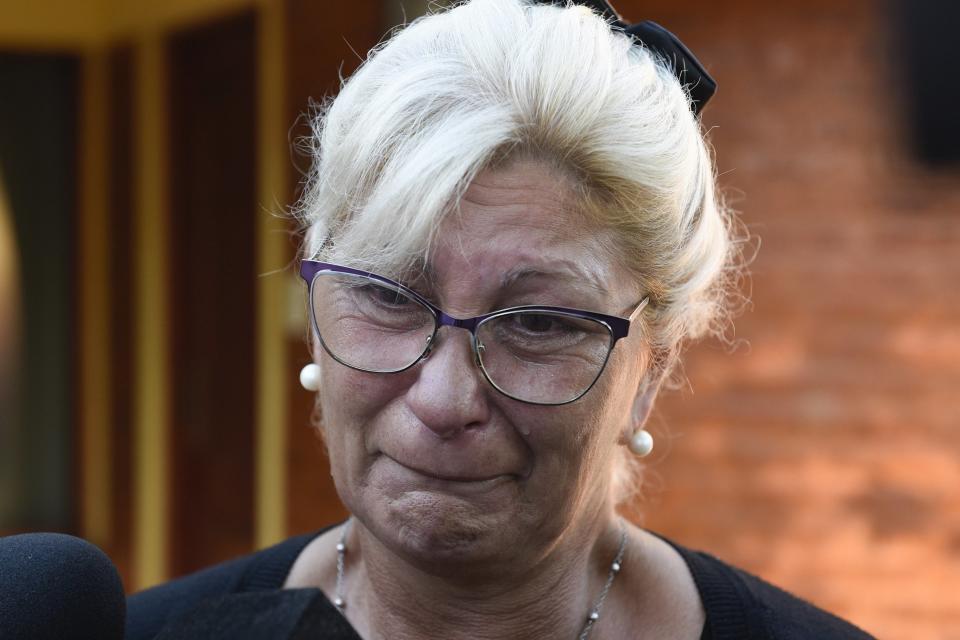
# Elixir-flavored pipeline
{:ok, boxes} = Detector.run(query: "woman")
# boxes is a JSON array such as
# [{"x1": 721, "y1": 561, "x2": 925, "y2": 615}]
[{"x1": 127, "y1": 0, "x2": 876, "y2": 638}]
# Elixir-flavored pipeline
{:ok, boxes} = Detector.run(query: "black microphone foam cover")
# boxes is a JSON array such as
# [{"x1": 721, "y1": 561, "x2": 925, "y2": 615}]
[{"x1": 0, "y1": 533, "x2": 126, "y2": 640}]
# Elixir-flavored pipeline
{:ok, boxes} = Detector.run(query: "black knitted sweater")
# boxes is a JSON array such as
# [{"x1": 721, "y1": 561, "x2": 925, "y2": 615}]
[{"x1": 126, "y1": 525, "x2": 876, "y2": 639}]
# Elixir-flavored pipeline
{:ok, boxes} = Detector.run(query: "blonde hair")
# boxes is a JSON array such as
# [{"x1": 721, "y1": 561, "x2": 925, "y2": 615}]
[{"x1": 294, "y1": 0, "x2": 746, "y2": 502}]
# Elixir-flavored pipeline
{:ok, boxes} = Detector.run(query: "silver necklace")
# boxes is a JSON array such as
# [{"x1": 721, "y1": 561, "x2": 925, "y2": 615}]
[{"x1": 333, "y1": 519, "x2": 628, "y2": 640}]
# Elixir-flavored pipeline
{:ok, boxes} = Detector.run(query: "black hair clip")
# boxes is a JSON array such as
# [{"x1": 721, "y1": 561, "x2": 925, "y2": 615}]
[{"x1": 535, "y1": 0, "x2": 717, "y2": 115}]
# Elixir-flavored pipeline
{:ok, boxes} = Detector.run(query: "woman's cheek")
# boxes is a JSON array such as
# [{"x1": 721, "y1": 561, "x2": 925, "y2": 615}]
[{"x1": 321, "y1": 362, "x2": 411, "y2": 421}]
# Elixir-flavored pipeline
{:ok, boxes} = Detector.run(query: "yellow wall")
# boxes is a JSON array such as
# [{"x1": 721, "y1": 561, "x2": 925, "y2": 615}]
[
  {"x1": 254, "y1": 0, "x2": 290, "y2": 550},
  {"x1": 0, "y1": 0, "x2": 256, "y2": 48},
  {"x1": 131, "y1": 30, "x2": 171, "y2": 590},
  {"x1": 0, "y1": 0, "x2": 109, "y2": 48}
]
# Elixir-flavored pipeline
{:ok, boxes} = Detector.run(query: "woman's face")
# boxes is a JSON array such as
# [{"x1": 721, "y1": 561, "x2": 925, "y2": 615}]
[{"x1": 314, "y1": 159, "x2": 650, "y2": 572}]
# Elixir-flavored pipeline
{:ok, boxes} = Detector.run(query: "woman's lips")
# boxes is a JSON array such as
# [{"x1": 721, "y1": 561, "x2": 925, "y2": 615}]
[{"x1": 381, "y1": 453, "x2": 517, "y2": 484}]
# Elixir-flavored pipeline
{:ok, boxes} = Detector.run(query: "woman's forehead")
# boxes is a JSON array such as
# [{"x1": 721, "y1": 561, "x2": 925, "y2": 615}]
[
  {"x1": 431, "y1": 164, "x2": 616, "y2": 266},
  {"x1": 335, "y1": 158, "x2": 637, "y2": 304},
  {"x1": 458, "y1": 159, "x2": 576, "y2": 210}
]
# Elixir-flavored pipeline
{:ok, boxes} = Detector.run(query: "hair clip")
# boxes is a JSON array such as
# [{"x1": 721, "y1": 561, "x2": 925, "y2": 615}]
[{"x1": 535, "y1": 0, "x2": 717, "y2": 115}]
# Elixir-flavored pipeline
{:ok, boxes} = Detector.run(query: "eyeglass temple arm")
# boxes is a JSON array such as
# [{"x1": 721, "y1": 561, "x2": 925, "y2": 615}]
[{"x1": 627, "y1": 297, "x2": 649, "y2": 322}]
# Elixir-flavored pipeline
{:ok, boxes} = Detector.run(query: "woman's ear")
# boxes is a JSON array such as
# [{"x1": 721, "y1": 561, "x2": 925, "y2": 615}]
[
  {"x1": 635, "y1": 369, "x2": 665, "y2": 422},
  {"x1": 615, "y1": 372, "x2": 665, "y2": 458},
  {"x1": 618, "y1": 366, "x2": 667, "y2": 446},
  {"x1": 632, "y1": 376, "x2": 661, "y2": 428}
]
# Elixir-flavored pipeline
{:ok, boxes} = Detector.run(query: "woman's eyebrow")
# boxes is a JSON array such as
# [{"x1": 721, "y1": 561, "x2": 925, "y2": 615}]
[
  {"x1": 500, "y1": 264, "x2": 610, "y2": 296},
  {"x1": 397, "y1": 259, "x2": 437, "y2": 291},
  {"x1": 414, "y1": 260, "x2": 612, "y2": 301}
]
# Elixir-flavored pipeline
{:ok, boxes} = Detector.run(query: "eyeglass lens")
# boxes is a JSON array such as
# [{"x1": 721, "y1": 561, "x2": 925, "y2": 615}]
[{"x1": 310, "y1": 271, "x2": 613, "y2": 404}]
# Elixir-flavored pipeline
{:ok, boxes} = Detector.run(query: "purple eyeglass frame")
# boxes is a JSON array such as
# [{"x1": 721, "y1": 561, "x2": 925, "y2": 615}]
[{"x1": 299, "y1": 260, "x2": 649, "y2": 405}]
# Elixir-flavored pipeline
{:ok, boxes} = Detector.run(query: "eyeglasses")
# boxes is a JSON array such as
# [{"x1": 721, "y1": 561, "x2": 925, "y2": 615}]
[{"x1": 299, "y1": 261, "x2": 648, "y2": 405}]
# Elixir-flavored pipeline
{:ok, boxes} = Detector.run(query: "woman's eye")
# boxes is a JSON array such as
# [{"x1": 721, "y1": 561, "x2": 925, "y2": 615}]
[
  {"x1": 518, "y1": 314, "x2": 556, "y2": 333},
  {"x1": 359, "y1": 284, "x2": 412, "y2": 308}
]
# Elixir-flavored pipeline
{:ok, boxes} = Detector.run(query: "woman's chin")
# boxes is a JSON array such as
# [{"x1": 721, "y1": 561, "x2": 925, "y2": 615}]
[{"x1": 359, "y1": 458, "x2": 529, "y2": 568}]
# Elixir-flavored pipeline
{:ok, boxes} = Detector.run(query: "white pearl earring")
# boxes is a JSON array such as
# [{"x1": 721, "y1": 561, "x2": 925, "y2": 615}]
[
  {"x1": 628, "y1": 429, "x2": 654, "y2": 457},
  {"x1": 299, "y1": 363, "x2": 321, "y2": 392}
]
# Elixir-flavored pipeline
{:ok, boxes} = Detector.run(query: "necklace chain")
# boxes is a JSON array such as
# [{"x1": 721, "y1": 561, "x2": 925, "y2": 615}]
[{"x1": 333, "y1": 519, "x2": 628, "y2": 640}]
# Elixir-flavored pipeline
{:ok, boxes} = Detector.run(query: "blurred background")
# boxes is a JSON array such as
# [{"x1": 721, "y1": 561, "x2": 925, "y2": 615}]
[{"x1": 0, "y1": 0, "x2": 958, "y2": 637}]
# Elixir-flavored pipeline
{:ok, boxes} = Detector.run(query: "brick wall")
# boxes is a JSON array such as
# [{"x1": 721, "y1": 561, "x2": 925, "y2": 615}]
[{"x1": 623, "y1": 1, "x2": 960, "y2": 638}]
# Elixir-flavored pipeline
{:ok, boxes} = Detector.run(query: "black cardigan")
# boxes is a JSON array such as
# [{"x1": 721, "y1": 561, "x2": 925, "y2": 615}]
[{"x1": 126, "y1": 526, "x2": 876, "y2": 639}]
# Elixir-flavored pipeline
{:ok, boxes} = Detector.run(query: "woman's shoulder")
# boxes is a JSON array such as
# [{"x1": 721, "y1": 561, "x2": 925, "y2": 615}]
[
  {"x1": 650, "y1": 532, "x2": 877, "y2": 640},
  {"x1": 125, "y1": 528, "x2": 327, "y2": 640}
]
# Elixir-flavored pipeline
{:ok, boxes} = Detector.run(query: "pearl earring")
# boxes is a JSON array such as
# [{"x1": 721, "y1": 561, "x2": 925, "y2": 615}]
[
  {"x1": 628, "y1": 429, "x2": 654, "y2": 457},
  {"x1": 299, "y1": 363, "x2": 321, "y2": 391}
]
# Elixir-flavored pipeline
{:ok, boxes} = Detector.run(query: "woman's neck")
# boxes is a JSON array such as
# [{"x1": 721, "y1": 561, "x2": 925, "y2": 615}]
[{"x1": 341, "y1": 512, "x2": 625, "y2": 640}]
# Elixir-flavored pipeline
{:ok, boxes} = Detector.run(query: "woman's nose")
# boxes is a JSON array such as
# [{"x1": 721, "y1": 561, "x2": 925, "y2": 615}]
[{"x1": 404, "y1": 327, "x2": 491, "y2": 439}]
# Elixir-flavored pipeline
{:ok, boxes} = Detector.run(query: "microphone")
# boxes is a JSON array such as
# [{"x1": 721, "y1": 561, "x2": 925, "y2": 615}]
[{"x1": 0, "y1": 532, "x2": 126, "y2": 639}]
